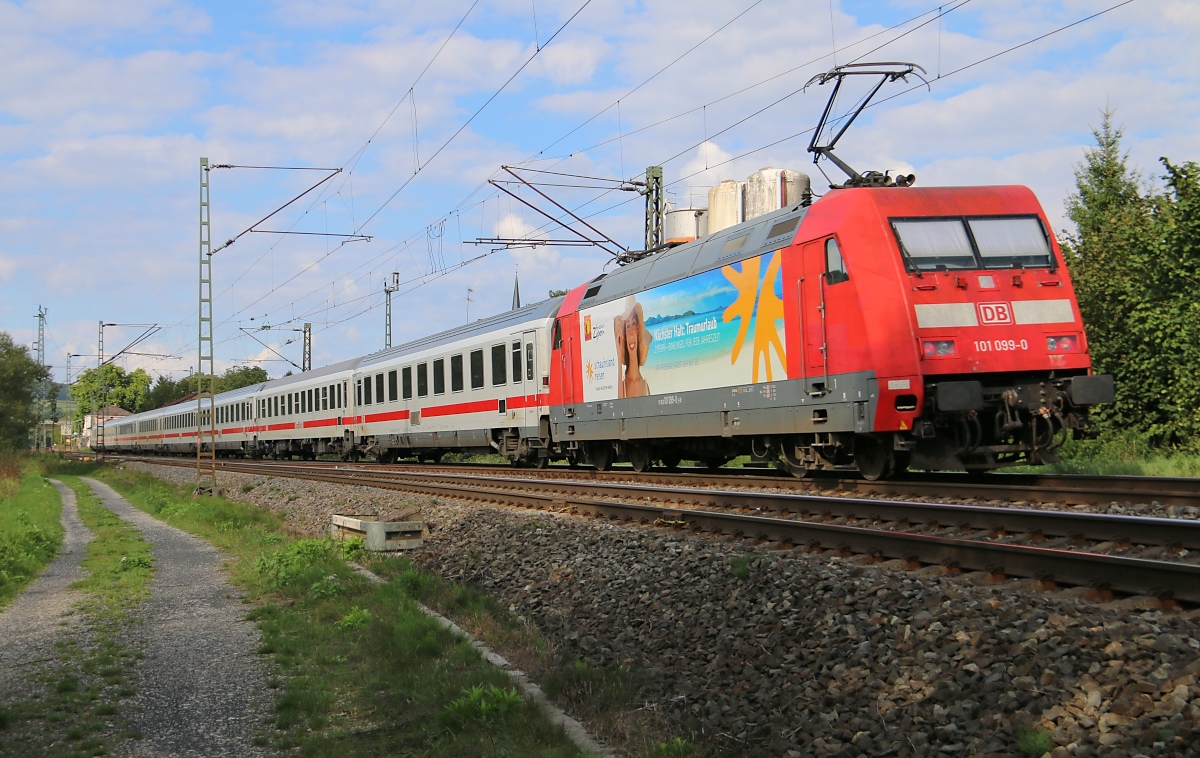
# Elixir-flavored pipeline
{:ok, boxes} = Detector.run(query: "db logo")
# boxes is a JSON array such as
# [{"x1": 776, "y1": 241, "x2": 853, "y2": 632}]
[{"x1": 978, "y1": 302, "x2": 1013, "y2": 324}]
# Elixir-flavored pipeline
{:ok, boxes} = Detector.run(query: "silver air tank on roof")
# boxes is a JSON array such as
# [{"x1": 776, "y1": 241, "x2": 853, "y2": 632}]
[{"x1": 706, "y1": 168, "x2": 811, "y2": 234}]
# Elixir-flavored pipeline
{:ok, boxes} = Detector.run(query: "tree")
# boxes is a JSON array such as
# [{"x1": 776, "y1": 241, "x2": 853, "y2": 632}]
[
  {"x1": 68, "y1": 364, "x2": 152, "y2": 421},
  {"x1": 0, "y1": 331, "x2": 50, "y2": 449},
  {"x1": 142, "y1": 374, "x2": 184, "y2": 411},
  {"x1": 1062, "y1": 109, "x2": 1200, "y2": 448},
  {"x1": 1061, "y1": 109, "x2": 1153, "y2": 438},
  {"x1": 218, "y1": 365, "x2": 268, "y2": 392},
  {"x1": 548, "y1": 289, "x2": 569, "y2": 298}
]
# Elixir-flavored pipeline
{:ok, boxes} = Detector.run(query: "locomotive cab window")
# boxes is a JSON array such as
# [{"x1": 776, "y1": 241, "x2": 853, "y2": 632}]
[
  {"x1": 892, "y1": 219, "x2": 975, "y2": 271},
  {"x1": 968, "y1": 217, "x2": 1054, "y2": 269},
  {"x1": 825, "y1": 238, "x2": 848, "y2": 284},
  {"x1": 552, "y1": 320, "x2": 562, "y2": 350},
  {"x1": 892, "y1": 215, "x2": 1054, "y2": 272}
]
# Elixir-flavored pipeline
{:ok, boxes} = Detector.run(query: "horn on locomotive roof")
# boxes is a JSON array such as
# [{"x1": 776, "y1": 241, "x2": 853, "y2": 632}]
[{"x1": 804, "y1": 61, "x2": 929, "y2": 189}]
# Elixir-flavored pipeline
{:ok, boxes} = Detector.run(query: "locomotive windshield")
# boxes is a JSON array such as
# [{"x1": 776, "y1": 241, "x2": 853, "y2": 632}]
[{"x1": 891, "y1": 216, "x2": 1054, "y2": 272}]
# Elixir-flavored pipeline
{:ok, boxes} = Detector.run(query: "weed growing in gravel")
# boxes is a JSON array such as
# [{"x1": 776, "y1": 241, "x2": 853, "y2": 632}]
[
  {"x1": 0, "y1": 468, "x2": 62, "y2": 609},
  {"x1": 728, "y1": 551, "x2": 766, "y2": 580},
  {"x1": 0, "y1": 476, "x2": 153, "y2": 757},
  {"x1": 1015, "y1": 726, "x2": 1054, "y2": 756},
  {"x1": 94, "y1": 466, "x2": 584, "y2": 757}
]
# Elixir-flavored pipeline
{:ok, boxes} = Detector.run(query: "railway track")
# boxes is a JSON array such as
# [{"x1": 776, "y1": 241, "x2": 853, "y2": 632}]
[{"x1": 108, "y1": 455, "x2": 1200, "y2": 604}]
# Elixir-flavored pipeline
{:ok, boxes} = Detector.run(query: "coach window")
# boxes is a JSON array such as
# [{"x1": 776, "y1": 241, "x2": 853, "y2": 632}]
[
  {"x1": 825, "y1": 238, "x2": 849, "y2": 284},
  {"x1": 321, "y1": 386, "x2": 328, "y2": 411},
  {"x1": 470, "y1": 350, "x2": 484, "y2": 390},
  {"x1": 402, "y1": 366, "x2": 413, "y2": 400},
  {"x1": 287, "y1": 394, "x2": 292, "y2": 415},
  {"x1": 450, "y1": 354, "x2": 464, "y2": 393},
  {"x1": 308, "y1": 388, "x2": 315, "y2": 412},
  {"x1": 375, "y1": 374, "x2": 384, "y2": 404},
  {"x1": 363, "y1": 375, "x2": 373, "y2": 405},
  {"x1": 355, "y1": 379, "x2": 362, "y2": 406},
  {"x1": 433, "y1": 359, "x2": 445, "y2": 395},
  {"x1": 417, "y1": 363, "x2": 428, "y2": 397},
  {"x1": 388, "y1": 370, "x2": 398, "y2": 402},
  {"x1": 491, "y1": 344, "x2": 506, "y2": 386},
  {"x1": 511, "y1": 341, "x2": 522, "y2": 383},
  {"x1": 336, "y1": 383, "x2": 342, "y2": 409}
]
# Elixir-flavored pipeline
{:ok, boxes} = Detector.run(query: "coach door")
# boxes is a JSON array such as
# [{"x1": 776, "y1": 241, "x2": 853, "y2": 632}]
[{"x1": 515, "y1": 330, "x2": 537, "y2": 431}]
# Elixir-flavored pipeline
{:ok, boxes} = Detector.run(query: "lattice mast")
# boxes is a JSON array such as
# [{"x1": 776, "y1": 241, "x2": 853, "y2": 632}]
[
  {"x1": 383, "y1": 273, "x2": 399, "y2": 350},
  {"x1": 95, "y1": 320, "x2": 104, "y2": 457},
  {"x1": 643, "y1": 166, "x2": 664, "y2": 251},
  {"x1": 35, "y1": 306, "x2": 47, "y2": 450},
  {"x1": 197, "y1": 158, "x2": 217, "y2": 495},
  {"x1": 302, "y1": 323, "x2": 312, "y2": 372}
]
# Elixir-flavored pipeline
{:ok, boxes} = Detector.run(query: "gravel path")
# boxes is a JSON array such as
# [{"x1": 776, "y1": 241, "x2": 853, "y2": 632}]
[
  {"x1": 82, "y1": 477, "x2": 272, "y2": 757},
  {"x1": 0, "y1": 479, "x2": 92, "y2": 704}
]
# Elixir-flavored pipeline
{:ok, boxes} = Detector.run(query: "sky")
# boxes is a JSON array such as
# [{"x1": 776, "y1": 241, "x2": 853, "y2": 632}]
[{"x1": 2, "y1": 0, "x2": 1197, "y2": 386}]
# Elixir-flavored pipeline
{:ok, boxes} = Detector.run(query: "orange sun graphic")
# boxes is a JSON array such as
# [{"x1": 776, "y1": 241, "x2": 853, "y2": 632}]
[{"x1": 721, "y1": 252, "x2": 786, "y2": 383}]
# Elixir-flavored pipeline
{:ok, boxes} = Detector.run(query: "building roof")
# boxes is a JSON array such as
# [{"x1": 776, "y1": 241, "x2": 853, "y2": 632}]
[{"x1": 98, "y1": 405, "x2": 131, "y2": 417}]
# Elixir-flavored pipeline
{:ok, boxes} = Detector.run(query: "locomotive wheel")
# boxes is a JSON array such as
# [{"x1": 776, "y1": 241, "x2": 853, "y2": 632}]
[
  {"x1": 854, "y1": 435, "x2": 893, "y2": 481},
  {"x1": 589, "y1": 443, "x2": 612, "y2": 472},
  {"x1": 629, "y1": 444, "x2": 651, "y2": 473},
  {"x1": 532, "y1": 456, "x2": 549, "y2": 469}
]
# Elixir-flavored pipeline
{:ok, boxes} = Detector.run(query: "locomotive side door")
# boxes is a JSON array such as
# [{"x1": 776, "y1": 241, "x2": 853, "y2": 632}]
[{"x1": 799, "y1": 239, "x2": 828, "y2": 393}]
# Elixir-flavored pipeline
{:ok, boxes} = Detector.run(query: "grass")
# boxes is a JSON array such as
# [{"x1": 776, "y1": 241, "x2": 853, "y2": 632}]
[
  {"x1": 1010, "y1": 432, "x2": 1200, "y2": 477},
  {"x1": 89, "y1": 464, "x2": 585, "y2": 756},
  {"x1": 1015, "y1": 726, "x2": 1054, "y2": 757},
  {"x1": 0, "y1": 471, "x2": 154, "y2": 757},
  {"x1": 0, "y1": 454, "x2": 64, "y2": 610}
]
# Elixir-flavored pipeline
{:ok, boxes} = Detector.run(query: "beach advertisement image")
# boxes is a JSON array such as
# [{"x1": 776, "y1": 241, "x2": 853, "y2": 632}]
[{"x1": 578, "y1": 250, "x2": 787, "y2": 402}]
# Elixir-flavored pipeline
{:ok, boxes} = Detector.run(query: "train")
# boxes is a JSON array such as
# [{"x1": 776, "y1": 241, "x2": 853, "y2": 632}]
[{"x1": 98, "y1": 178, "x2": 1113, "y2": 479}]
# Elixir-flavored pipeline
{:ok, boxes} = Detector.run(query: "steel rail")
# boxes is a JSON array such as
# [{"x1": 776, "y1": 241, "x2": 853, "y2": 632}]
[
  {"x1": 93, "y1": 454, "x2": 1200, "y2": 508},
  {"x1": 114, "y1": 456, "x2": 1200, "y2": 604}
]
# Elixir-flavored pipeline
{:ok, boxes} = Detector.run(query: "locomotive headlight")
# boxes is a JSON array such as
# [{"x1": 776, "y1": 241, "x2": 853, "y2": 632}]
[
  {"x1": 1047, "y1": 335, "x2": 1080, "y2": 353},
  {"x1": 923, "y1": 340, "x2": 957, "y2": 358}
]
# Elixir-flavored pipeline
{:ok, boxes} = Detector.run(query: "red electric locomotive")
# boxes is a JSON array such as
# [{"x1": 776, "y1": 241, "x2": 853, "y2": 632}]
[{"x1": 547, "y1": 183, "x2": 1112, "y2": 478}]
